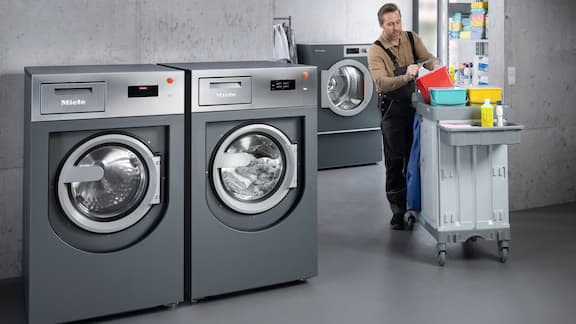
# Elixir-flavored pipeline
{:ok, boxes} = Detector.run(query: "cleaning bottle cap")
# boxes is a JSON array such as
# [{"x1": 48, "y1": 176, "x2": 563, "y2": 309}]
[{"x1": 484, "y1": 98, "x2": 491, "y2": 105}]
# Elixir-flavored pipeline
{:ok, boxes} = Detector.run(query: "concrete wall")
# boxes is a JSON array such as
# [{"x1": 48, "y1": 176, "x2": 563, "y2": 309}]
[
  {"x1": 504, "y1": 0, "x2": 576, "y2": 210},
  {"x1": 273, "y1": 0, "x2": 413, "y2": 44},
  {"x1": 0, "y1": 0, "x2": 272, "y2": 280}
]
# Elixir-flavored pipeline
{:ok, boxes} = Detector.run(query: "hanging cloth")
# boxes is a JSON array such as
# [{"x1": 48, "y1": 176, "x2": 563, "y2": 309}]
[
  {"x1": 406, "y1": 115, "x2": 421, "y2": 212},
  {"x1": 283, "y1": 23, "x2": 298, "y2": 63},
  {"x1": 273, "y1": 24, "x2": 290, "y2": 62}
]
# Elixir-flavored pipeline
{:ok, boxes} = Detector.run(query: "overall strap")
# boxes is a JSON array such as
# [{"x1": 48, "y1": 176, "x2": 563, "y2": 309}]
[
  {"x1": 406, "y1": 31, "x2": 418, "y2": 64},
  {"x1": 374, "y1": 40, "x2": 400, "y2": 70}
]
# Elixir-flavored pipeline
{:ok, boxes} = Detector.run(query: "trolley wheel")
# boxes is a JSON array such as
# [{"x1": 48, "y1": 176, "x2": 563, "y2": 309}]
[
  {"x1": 404, "y1": 211, "x2": 417, "y2": 231},
  {"x1": 164, "y1": 302, "x2": 178, "y2": 309},
  {"x1": 437, "y1": 251, "x2": 446, "y2": 266},
  {"x1": 499, "y1": 247, "x2": 509, "y2": 263}
]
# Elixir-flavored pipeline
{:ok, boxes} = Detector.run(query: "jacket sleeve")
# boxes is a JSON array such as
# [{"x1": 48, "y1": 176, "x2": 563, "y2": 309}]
[{"x1": 367, "y1": 45, "x2": 409, "y2": 94}]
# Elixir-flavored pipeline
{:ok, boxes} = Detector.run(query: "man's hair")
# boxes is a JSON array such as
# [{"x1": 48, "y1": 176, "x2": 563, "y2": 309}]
[{"x1": 378, "y1": 3, "x2": 401, "y2": 25}]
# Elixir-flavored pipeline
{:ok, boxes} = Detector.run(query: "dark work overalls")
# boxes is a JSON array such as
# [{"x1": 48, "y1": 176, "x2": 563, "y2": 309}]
[{"x1": 374, "y1": 32, "x2": 418, "y2": 219}]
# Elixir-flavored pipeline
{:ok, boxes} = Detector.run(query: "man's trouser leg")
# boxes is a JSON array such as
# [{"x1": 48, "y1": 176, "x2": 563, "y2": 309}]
[{"x1": 380, "y1": 100, "x2": 414, "y2": 217}]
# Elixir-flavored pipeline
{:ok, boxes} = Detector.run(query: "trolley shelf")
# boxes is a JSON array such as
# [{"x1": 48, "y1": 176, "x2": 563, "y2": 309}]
[{"x1": 438, "y1": 121, "x2": 524, "y2": 146}]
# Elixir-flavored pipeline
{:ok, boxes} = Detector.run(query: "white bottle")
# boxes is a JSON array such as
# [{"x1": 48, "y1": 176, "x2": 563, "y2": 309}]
[
  {"x1": 496, "y1": 100, "x2": 504, "y2": 126},
  {"x1": 463, "y1": 63, "x2": 471, "y2": 86}
]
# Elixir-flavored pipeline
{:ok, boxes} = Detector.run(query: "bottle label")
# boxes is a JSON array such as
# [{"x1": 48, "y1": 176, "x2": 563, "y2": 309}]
[{"x1": 481, "y1": 106, "x2": 494, "y2": 127}]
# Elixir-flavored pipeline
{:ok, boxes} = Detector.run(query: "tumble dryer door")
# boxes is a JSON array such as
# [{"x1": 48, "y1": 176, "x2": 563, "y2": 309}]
[
  {"x1": 212, "y1": 124, "x2": 297, "y2": 216},
  {"x1": 321, "y1": 59, "x2": 374, "y2": 117},
  {"x1": 57, "y1": 134, "x2": 160, "y2": 234}
]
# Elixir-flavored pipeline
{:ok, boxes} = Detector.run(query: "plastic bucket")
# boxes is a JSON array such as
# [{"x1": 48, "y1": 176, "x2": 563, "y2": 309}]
[
  {"x1": 429, "y1": 87, "x2": 467, "y2": 107},
  {"x1": 467, "y1": 87, "x2": 502, "y2": 105},
  {"x1": 416, "y1": 66, "x2": 454, "y2": 104}
]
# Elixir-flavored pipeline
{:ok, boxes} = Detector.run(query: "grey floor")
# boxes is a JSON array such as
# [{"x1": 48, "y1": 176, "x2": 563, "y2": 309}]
[{"x1": 2, "y1": 163, "x2": 575, "y2": 324}]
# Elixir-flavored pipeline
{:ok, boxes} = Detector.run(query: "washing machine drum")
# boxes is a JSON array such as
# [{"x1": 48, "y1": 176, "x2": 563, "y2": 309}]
[
  {"x1": 212, "y1": 124, "x2": 298, "y2": 216},
  {"x1": 57, "y1": 134, "x2": 160, "y2": 234},
  {"x1": 328, "y1": 66, "x2": 364, "y2": 109}
]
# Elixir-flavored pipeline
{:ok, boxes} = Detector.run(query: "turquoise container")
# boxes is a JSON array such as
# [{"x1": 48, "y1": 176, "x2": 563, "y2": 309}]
[{"x1": 429, "y1": 87, "x2": 468, "y2": 107}]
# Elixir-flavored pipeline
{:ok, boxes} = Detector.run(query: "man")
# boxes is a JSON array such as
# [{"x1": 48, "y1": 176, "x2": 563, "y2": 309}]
[{"x1": 367, "y1": 3, "x2": 440, "y2": 230}]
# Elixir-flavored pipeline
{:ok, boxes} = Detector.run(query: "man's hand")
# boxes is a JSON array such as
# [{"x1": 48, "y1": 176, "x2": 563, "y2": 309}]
[{"x1": 404, "y1": 64, "x2": 419, "y2": 81}]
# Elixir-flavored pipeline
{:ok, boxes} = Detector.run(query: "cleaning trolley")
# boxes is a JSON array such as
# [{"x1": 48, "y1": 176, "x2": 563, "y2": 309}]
[{"x1": 408, "y1": 88, "x2": 523, "y2": 266}]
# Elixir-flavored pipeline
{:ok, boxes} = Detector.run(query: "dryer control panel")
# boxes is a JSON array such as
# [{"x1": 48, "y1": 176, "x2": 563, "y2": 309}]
[
  {"x1": 183, "y1": 61, "x2": 317, "y2": 113},
  {"x1": 343, "y1": 45, "x2": 370, "y2": 58},
  {"x1": 26, "y1": 65, "x2": 184, "y2": 122}
]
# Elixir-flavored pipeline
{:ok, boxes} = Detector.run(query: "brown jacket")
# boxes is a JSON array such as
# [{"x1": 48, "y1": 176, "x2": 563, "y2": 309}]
[{"x1": 367, "y1": 31, "x2": 438, "y2": 94}]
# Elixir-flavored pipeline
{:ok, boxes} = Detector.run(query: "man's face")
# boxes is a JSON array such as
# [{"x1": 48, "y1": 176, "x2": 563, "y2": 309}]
[{"x1": 380, "y1": 10, "x2": 402, "y2": 41}]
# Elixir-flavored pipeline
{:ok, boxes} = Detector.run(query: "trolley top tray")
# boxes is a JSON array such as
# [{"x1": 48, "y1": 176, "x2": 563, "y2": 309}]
[
  {"x1": 413, "y1": 93, "x2": 509, "y2": 121},
  {"x1": 438, "y1": 121, "x2": 524, "y2": 146}
]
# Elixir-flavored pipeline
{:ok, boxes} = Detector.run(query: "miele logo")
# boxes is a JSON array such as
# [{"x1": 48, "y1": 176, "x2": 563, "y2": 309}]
[
  {"x1": 61, "y1": 99, "x2": 87, "y2": 106},
  {"x1": 216, "y1": 92, "x2": 237, "y2": 98}
]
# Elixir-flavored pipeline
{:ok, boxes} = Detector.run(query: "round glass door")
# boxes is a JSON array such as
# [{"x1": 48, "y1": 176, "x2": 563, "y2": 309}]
[
  {"x1": 322, "y1": 59, "x2": 374, "y2": 117},
  {"x1": 212, "y1": 124, "x2": 297, "y2": 215},
  {"x1": 57, "y1": 134, "x2": 160, "y2": 233},
  {"x1": 328, "y1": 65, "x2": 364, "y2": 110},
  {"x1": 220, "y1": 134, "x2": 284, "y2": 201}
]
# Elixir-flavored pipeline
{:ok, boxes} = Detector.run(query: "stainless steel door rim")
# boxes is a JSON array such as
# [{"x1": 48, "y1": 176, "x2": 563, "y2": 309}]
[
  {"x1": 321, "y1": 59, "x2": 374, "y2": 117},
  {"x1": 212, "y1": 124, "x2": 297, "y2": 214},
  {"x1": 57, "y1": 134, "x2": 160, "y2": 233}
]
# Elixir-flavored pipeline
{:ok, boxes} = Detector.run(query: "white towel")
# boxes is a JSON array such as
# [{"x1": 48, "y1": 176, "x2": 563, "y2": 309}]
[{"x1": 273, "y1": 24, "x2": 290, "y2": 62}]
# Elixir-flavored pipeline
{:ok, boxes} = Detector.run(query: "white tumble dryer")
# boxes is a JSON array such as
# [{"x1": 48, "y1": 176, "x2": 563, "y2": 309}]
[
  {"x1": 23, "y1": 65, "x2": 184, "y2": 323},
  {"x1": 160, "y1": 61, "x2": 318, "y2": 301}
]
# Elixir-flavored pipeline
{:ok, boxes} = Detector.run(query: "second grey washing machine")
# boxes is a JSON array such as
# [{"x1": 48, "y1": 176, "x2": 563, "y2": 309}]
[
  {"x1": 160, "y1": 61, "x2": 318, "y2": 301},
  {"x1": 23, "y1": 65, "x2": 184, "y2": 323},
  {"x1": 297, "y1": 43, "x2": 382, "y2": 169}
]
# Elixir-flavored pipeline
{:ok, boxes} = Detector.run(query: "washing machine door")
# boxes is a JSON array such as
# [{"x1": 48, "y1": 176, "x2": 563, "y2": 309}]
[
  {"x1": 321, "y1": 59, "x2": 375, "y2": 117},
  {"x1": 57, "y1": 134, "x2": 160, "y2": 234},
  {"x1": 212, "y1": 124, "x2": 297, "y2": 215}
]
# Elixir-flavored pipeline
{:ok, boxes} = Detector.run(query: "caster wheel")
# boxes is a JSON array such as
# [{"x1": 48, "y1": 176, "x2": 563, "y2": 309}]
[
  {"x1": 404, "y1": 211, "x2": 417, "y2": 231},
  {"x1": 406, "y1": 216, "x2": 416, "y2": 231},
  {"x1": 437, "y1": 251, "x2": 446, "y2": 266},
  {"x1": 499, "y1": 247, "x2": 509, "y2": 263},
  {"x1": 164, "y1": 303, "x2": 178, "y2": 309}
]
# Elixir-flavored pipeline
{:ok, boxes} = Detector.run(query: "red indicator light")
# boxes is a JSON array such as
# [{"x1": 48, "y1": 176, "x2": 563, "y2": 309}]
[
  {"x1": 138, "y1": 86, "x2": 148, "y2": 90},
  {"x1": 166, "y1": 77, "x2": 174, "y2": 84}
]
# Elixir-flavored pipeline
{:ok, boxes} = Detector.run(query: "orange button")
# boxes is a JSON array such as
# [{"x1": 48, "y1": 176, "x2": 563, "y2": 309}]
[
  {"x1": 302, "y1": 71, "x2": 309, "y2": 79},
  {"x1": 166, "y1": 77, "x2": 174, "y2": 84}
]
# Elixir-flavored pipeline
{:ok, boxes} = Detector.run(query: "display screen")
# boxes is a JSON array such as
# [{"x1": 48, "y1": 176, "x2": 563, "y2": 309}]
[
  {"x1": 128, "y1": 85, "x2": 158, "y2": 97},
  {"x1": 270, "y1": 80, "x2": 296, "y2": 91},
  {"x1": 346, "y1": 47, "x2": 360, "y2": 54}
]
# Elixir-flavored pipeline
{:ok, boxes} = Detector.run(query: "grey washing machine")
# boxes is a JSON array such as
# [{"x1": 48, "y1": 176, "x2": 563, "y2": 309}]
[
  {"x1": 23, "y1": 65, "x2": 184, "y2": 324},
  {"x1": 297, "y1": 43, "x2": 382, "y2": 169},
  {"x1": 160, "y1": 61, "x2": 318, "y2": 301}
]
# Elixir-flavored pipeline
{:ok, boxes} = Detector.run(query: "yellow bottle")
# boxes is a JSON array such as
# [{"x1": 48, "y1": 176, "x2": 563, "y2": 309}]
[
  {"x1": 481, "y1": 98, "x2": 494, "y2": 127},
  {"x1": 449, "y1": 65, "x2": 456, "y2": 82}
]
